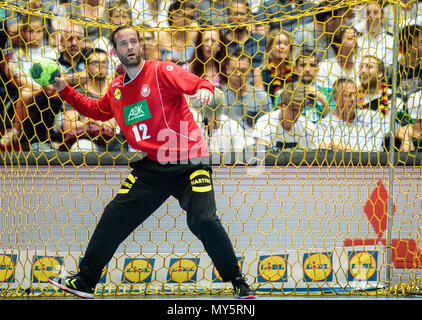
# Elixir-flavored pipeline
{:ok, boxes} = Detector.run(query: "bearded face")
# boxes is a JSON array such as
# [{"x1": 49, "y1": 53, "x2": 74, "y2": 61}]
[
  {"x1": 359, "y1": 57, "x2": 382, "y2": 89},
  {"x1": 114, "y1": 28, "x2": 143, "y2": 68}
]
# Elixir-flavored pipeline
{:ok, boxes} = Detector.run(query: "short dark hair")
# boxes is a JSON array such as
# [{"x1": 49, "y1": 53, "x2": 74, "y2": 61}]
[
  {"x1": 168, "y1": 0, "x2": 196, "y2": 25},
  {"x1": 109, "y1": 25, "x2": 140, "y2": 49},
  {"x1": 315, "y1": 0, "x2": 349, "y2": 22}
]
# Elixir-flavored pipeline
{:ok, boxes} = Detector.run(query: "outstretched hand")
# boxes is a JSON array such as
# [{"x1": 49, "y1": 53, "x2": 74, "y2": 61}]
[
  {"x1": 52, "y1": 72, "x2": 67, "y2": 92},
  {"x1": 192, "y1": 88, "x2": 213, "y2": 105}
]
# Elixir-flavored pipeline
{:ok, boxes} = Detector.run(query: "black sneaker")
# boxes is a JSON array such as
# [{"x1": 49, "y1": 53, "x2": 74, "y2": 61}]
[
  {"x1": 48, "y1": 274, "x2": 95, "y2": 299},
  {"x1": 231, "y1": 276, "x2": 257, "y2": 299}
]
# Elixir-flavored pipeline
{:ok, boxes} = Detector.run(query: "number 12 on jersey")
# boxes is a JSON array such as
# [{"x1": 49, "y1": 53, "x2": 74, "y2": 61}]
[{"x1": 132, "y1": 123, "x2": 151, "y2": 142}]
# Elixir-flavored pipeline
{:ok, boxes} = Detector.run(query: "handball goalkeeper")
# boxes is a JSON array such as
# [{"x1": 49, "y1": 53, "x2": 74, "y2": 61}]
[{"x1": 48, "y1": 25, "x2": 256, "y2": 299}]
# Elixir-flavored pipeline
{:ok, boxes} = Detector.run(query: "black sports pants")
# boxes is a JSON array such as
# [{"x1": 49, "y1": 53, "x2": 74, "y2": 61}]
[{"x1": 78, "y1": 157, "x2": 241, "y2": 287}]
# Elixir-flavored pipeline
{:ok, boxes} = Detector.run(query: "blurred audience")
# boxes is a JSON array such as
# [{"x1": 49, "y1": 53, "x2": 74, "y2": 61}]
[
  {"x1": 224, "y1": 1, "x2": 266, "y2": 69},
  {"x1": 317, "y1": 26, "x2": 363, "y2": 89},
  {"x1": 2, "y1": 14, "x2": 61, "y2": 151},
  {"x1": 315, "y1": 78, "x2": 389, "y2": 152},
  {"x1": 254, "y1": 82, "x2": 319, "y2": 153},
  {"x1": 397, "y1": 24, "x2": 422, "y2": 99},
  {"x1": 254, "y1": 0, "x2": 315, "y2": 34},
  {"x1": 223, "y1": 50, "x2": 272, "y2": 145},
  {"x1": 401, "y1": 90, "x2": 422, "y2": 152},
  {"x1": 185, "y1": 29, "x2": 228, "y2": 89},
  {"x1": 190, "y1": 93, "x2": 246, "y2": 155},
  {"x1": 129, "y1": 0, "x2": 171, "y2": 28},
  {"x1": 196, "y1": 0, "x2": 231, "y2": 27},
  {"x1": 316, "y1": 26, "x2": 363, "y2": 114},
  {"x1": 257, "y1": 29, "x2": 294, "y2": 105},
  {"x1": 62, "y1": 0, "x2": 107, "y2": 46},
  {"x1": 293, "y1": 1, "x2": 354, "y2": 62},
  {"x1": 1, "y1": 0, "x2": 421, "y2": 156},
  {"x1": 357, "y1": 1, "x2": 394, "y2": 80},
  {"x1": 384, "y1": 0, "x2": 422, "y2": 30},
  {"x1": 160, "y1": 0, "x2": 198, "y2": 65},
  {"x1": 185, "y1": 29, "x2": 243, "y2": 154},
  {"x1": 57, "y1": 21, "x2": 89, "y2": 87},
  {"x1": 60, "y1": 48, "x2": 119, "y2": 153},
  {"x1": 291, "y1": 48, "x2": 330, "y2": 123}
]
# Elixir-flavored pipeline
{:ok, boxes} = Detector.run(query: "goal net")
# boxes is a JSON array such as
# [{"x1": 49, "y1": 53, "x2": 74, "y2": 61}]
[{"x1": 0, "y1": 0, "x2": 421, "y2": 297}]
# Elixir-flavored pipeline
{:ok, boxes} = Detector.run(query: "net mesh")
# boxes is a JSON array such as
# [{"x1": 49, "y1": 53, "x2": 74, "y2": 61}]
[{"x1": 0, "y1": 0, "x2": 422, "y2": 297}]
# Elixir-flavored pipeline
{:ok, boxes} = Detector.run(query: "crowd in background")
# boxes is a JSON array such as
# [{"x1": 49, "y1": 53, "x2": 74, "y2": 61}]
[{"x1": 0, "y1": 0, "x2": 421, "y2": 156}]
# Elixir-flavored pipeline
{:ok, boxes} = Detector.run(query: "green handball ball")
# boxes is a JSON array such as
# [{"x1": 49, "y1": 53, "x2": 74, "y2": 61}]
[{"x1": 30, "y1": 58, "x2": 60, "y2": 86}]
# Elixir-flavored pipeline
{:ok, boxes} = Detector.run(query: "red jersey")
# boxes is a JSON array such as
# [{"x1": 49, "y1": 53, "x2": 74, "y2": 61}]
[{"x1": 59, "y1": 60, "x2": 213, "y2": 162}]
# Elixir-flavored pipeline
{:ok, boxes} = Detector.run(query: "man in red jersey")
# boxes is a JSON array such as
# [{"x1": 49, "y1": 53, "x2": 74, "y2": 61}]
[{"x1": 48, "y1": 25, "x2": 256, "y2": 299}]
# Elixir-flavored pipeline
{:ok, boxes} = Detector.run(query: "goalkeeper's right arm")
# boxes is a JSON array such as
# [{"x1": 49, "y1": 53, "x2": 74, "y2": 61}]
[{"x1": 53, "y1": 73, "x2": 114, "y2": 122}]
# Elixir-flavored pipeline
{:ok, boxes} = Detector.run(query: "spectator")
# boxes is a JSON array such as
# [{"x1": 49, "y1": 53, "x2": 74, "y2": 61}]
[
  {"x1": 316, "y1": 26, "x2": 362, "y2": 107},
  {"x1": 293, "y1": 1, "x2": 353, "y2": 62},
  {"x1": 160, "y1": 0, "x2": 198, "y2": 65},
  {"x1": 103, "y1": 0, "x2": 132, "y2": 39},
  {"x1": 184, "y1": 29, "x2": 244, "y2": 154},
  {"x1": 357, "y1": 1, "x2": 394, "y2": 80},
  {"x1": 257, "y1": 29, "x2": 294, "y2": 105},
  {"x1": 357, "y1": 55, "x2": 408, "y2": 151},
  {"x1": 97, "y1": 0, "x2": 135, "y2": 76},
  {"x1": 224, "y1": 0, "x2": 266, "y2": 69},
  {"x1": 2, "y1": 14, "x2": 61, "y2": 151},
  {"x1": 62, "y1": 0, "x2": 107, "y2": 46},
  {"x1": 0, "y1": 7, "x2": 20, "y2": 150},
  {"x1": 129, "y1": 0, "x2": 171, "y2": 28},
  {"x1": 357, "y1": 55, "x2": 400, "y2": 114},
  {"x1": 384, "y1": 0, "x2": 422, "y2": 30},
  {"x1": 139, "y1": 25, "x2": 161, "y2": 61},
  {"x1": 185, "y1": 29, "x2": 228, "y2": 89},
  {"x1": 400, "y1": 90, "x2": 422, "y2": 152},
  {"x1": 315, "y1": 78, "x2": 389, "y2": 152},
  {"x1": 196, "y1": 0, "x2": 231, "y2": 27},
  {"x1": 2, "y1": 0, "x2": 60, "y2": 49},
  {"x1": 291, "y1": 48, "x2": 330, "y2": 123},
  {"x1": 397, "y1": 24, "x2": 422, "y2": 100},
  {"x1": 254, "y1": 82, "x2": 319, "y2": 153},
  {"x1": 189, "y1": 94, "x2": 246, "y2": 155},
  {"x1": 254, "y1": 0, "x2": 315, "y2": 33},
  {"x1": 389, "y1": 22, "x2": 421, "y2": 152},
  {"x1": 60, "y1": 48, "x2": 118, "y2": 152},
  {"x1": 222, "y1": 49, "x2": 272, "y2": 144},
  {"x1": 57, "y1": 20, "x2": 89, "y2": 87}
]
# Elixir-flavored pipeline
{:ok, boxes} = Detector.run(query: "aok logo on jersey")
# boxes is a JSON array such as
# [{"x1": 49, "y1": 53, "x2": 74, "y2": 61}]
[
  {"x1": 122, "y1": 258, "x2": 154, "y2": 283},
  {"x1": 0, "y1": 254, "x2": 17, "y2": 283},
  {"x1": 347, "y1": 251, "x2": 378, "y2": 281},
  {"x1": 31, "y1": 256, "x2": 63, "y2": 283},
  {"x1": 123, "y1": 100, "x2": 152, "y2": 126},
  {"x1": 257, "y1": 255, "x2": 288, "y2": 282},
  {"x1": 303, "y1": 252, "x2": 333, "y2": 282},
  {"x1": 167, "y1": 258, "x2": 198, "y2": 283}
]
